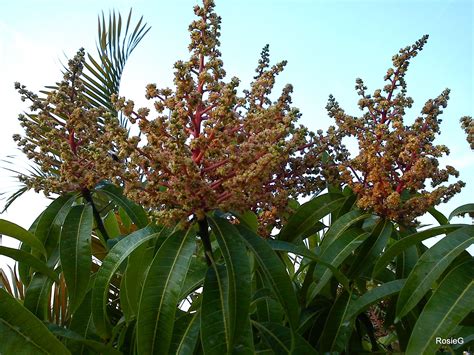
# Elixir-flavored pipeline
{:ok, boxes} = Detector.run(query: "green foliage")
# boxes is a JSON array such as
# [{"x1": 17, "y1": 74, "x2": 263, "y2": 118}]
[{"x1": 1, "y1": 185, "x2": 472, "y2": 354}]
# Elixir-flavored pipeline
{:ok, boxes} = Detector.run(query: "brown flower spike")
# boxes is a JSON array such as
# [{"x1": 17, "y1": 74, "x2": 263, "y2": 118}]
[
  {"x1": 13, "y1": 49, "x2": 125, "y2": 195},
  {"x1": 113, "y1": 0, "x2": 324, "y2": 228},
  {"x1": 325, "y1": 35, "x2": 465, "y2": 224}
]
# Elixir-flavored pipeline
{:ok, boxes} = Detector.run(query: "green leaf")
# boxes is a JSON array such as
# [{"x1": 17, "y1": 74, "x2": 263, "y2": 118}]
[
  {"x1": 309, "y1": 229, "x2": 369, "y2": 301},
  {"x1": 68, "y1": 292, "x2": 97, "y2": 355},
  {"x1": 319, "y1": 291, "x2": 352, "y2": 353},
  {"x1": 120, "y1": 243, "x2": 155, "y2": 321},
  {"x1": 0, "y1": 288, "x2": 70, "y2": 354},
  {"x1": 319, "y1": 209, "x2": 371, "y2": 253},
  {"x1": 209, "y1": 216, "x2": 252, "y2": 350},
  {"x1": 136, "y1": 227, "x2": 196, "y2": 355},
  {"x1": 427, "y1": 207, "x2": 449, "y2": 225},
  {"x1": 253, "y1": 321, "x2": 317, "y2": 354},
  {"x1": 373, "y1": 224, "x2": 463, "y2": 278},
  {"x1": 235, "y1": 210, "x2": 258, "y2": 232},
  {"x1": 47, "y1": 323, "x2": 121, "y2": 355},
  {"x1": 201, "y1": 264, "x2": 229, "y2": 355},
  {"x1": 92, "y1": 225, "x2": 163, "y2": 338},
  {"x1": 24, "y1": 273, "x2": 55, "y2": 320},
  {"x1": 236, "y1": 224, "x2": 300, "y2": 329},
  {"x1": 278, "y1": 193, "x2": 344, "y2": 242},
  {"x1": 0, "y1": 246, "x2": 58, "y2": 281},
  {"x1": 406, "y1": 260, "x2": 474, "y2": 354},
  {"x1": 103, "y1": 211, "x2": 122, "y2": 239},
  {"x1": 179, "y1": 256, "x2": 207, "y2": 300},
  {"x1": 268, "y1": 239, "x2": 350, "y2": 291},
  {"x1": 348, "y1": 219, "x2": 392, "y2": 277},
  {"x1": 0, "y1": 219, "x2": 46, "y2": 257},
  {"x1": 396, "y1": 226, "x2": 474, "y2": 320},
  {"x1": 60, "y1": 205, "x2": 93, "y2": 313},
  {"x1": 32, "y1": 194, "x2": 77, "y2": 260},
  {"x1": 96, "y1": 182, "x2": 149, "y2": 228},
  {"x1": 449, "y1": 203, "x2": 474, "y2": 220},
  {"x1": 170, "y1": 312, "x2": 201, "y2": 355},
  {"x1": 345, "y1": 279, "x2": 405, "y2": 322}
]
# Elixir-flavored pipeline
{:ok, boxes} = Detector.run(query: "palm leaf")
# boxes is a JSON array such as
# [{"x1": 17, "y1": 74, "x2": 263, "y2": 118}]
[{"x1": 2, "y1": 10, "x2": 150, "y2": 212}]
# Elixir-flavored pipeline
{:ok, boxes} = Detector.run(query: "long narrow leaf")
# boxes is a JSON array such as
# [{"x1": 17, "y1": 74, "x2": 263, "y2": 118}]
[
  {"x1": 396, "y1": 226, "x2": 474, "y2": 320},
  {"x1": 96, "y1": 182, "x2": 149, "y2": 228},
  {"x1": 0, "y1": 246, "x2": 57, "y2": 281},
  {"x1": 60, "y1": 205, "x2": 93, "y2": 313},
  {"x1": 136, "y1": 227, "x2": 196, "y2": 355},
  {"x1": 209, "y1": 216, "x2": 252, "y2": 350},
  {"x1": 0, "y1": 288, "x2": 70, "y2": 354},
  {"x1": 200, "y1": 264, "x2": 229, "y2": 355},
  {"x1": 278, "y1": 193, "x2": 344, "y2": 242},
  {"x1": 406, "y1": 260, "x2": 474, "y2": 354},
  {"x1": 0, "y1": 219, "x2": 46, "y2": 257},
  {"x1": 92, "y1": 225, "x2": 163, "y2": 338},
  {"x1": 373, "y1": 224, "x2": 463, "y2": 278},
  {"x1": 236, "y1": 224, "x2": 300, "y2": 329}
]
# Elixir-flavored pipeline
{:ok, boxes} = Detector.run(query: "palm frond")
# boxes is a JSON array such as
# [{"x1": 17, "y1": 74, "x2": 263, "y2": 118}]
[
  {"x1": 2, "y1": 10, "x2": 150, "y2": 212},
  {"x1": 83, "y1": 9, "x2": 151, "y2": 125}
]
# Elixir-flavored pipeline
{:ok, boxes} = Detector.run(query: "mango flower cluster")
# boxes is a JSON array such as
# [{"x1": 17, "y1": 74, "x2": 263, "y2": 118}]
[
  {"x1": 460, "y1": 116, "x2": 473, "y2": 150},
  {"x1": 112, "y1": 0, "x2": 326, "y2": 228},
  {"x1": 13, "y1": 49, "x2": 126, "y2": 195},
  {"x1": 325, "y1": 35, "x2": 464, "y2": 224}
]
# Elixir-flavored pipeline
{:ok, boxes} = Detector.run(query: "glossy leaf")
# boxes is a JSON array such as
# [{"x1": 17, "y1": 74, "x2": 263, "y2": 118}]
[
  {"x1": 396, "y1": 226, "x2": 474, "y2": 319},
  {"x1": 449, "y1": 203, "x2": 474, "y2": 220},
  {"x1": 60, "y1": 205, "x2": 93, "y2": 313},
  {"x1": 406, "y1": 260, "x2": 474, "y2": 354},
  {"x1": 48, "y1": 323, "x2": 121, "y2": 355},
  {"x1": 319, "y1": 291, "x2": 352, "y2": 352},
  {"x1": 309, "y1": 229, "x2": 369, "y2": 301},
  {"x1": 348, "y1": 219, "x2": 392, "y2": 277},
  {"x1": 92, "y1": 225, "x2": 163, "y2": 338},
  {"x1": 209, "y1": 216, "x2": 252, "y2": 350},
  {"x1": 0, "y1": 246, "x2": 58, "y2": 281},
  {"x1": 0, "y1": 219, "x2": 46, "y2": 257},
  {"x1": 236, "y1": 224, "x2": 300, "y2": 329},
  {"x1": 96, "y1": 182, "x2": 149, "y2": 228},
  {"x1": 201, "y1": 264, "x2": 229, "y2": 355},
  {"x1": 278, "y1": 193, "x2": 344, "y2": 242},
  {"x1": 345, "y1": 279, "x2": 405, "y2": 321},
  {"x1": 120, "y1": 243, "x2": 155, "y2": 321},
  {"x1": 136, "y1": 227, "x2": 196, "y2": 355},
  {"x1": 268, "y1": 239, "x2": 350, "y2": 291},
  {"x1": 24, "y1": 273, "x2": 55, "y2": 320},
  {"x1": 0, "y1": 288, "x2": 70, "y2": 354},
  {"x1": 32, "y1": 194, "x2": 77, "y2": 259},
  {"x1": 253, "y1": 321, "x2": 317, "y2": 354},
  {"x1": 319, "y1": 209, "x2": 370, "y2": 253},
  {"x1": 373, "y1": 224, "x2": 463, "y2": 278},
  {"x1": 170, "y1": 312, "x2": 201, "y2": 355}
]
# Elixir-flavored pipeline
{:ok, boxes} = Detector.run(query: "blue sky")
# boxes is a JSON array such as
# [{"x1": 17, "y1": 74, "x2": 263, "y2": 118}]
[{"x1": 0, "y1": 0, "x2": 472, "y2": 235}]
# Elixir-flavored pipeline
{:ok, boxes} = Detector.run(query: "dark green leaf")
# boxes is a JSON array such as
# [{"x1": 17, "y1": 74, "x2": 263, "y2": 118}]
[
  {"x1": 0, "y1": 288, "x2": 70, "y2": 354},
  {"x1": 253, "y1": 321, "x2": 317, "y2": 355},
  {"x1": 0, "y1": 219, "x2": 46, "y2": 257},
  {"x1": 0, "y1": 246, "x2": 58, "y2": 281},
  {"x1": 92, "y1": 225, "x2": 163, "y2": 338},
  {"x1": 136, "y1": 227, "x2": 196, "y2": 354},
  {"x1": 278, "y1": 193, "x2": 344, "y2": 242},
  {"x1": 60, "y1": 205, "x2": 93, "y2": 313},
  {"x1": 406, "y1": 260, "x2": 474, "y2": 354},
  {"x1": 209, "y1": 216, "x2": 252, "y2": 350},
  {"x1": 396, "y1": 226, "x2": 474, "y2": 320},
  {"x1": 96, "y1": 182, "x2": 149, "y2": 228},
  {"x1": 373, "y1": 224, "x2": 463, "y2": 278},
  {"x1": 236, "y1": 225, "x2": 300, "y2": 329}
]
